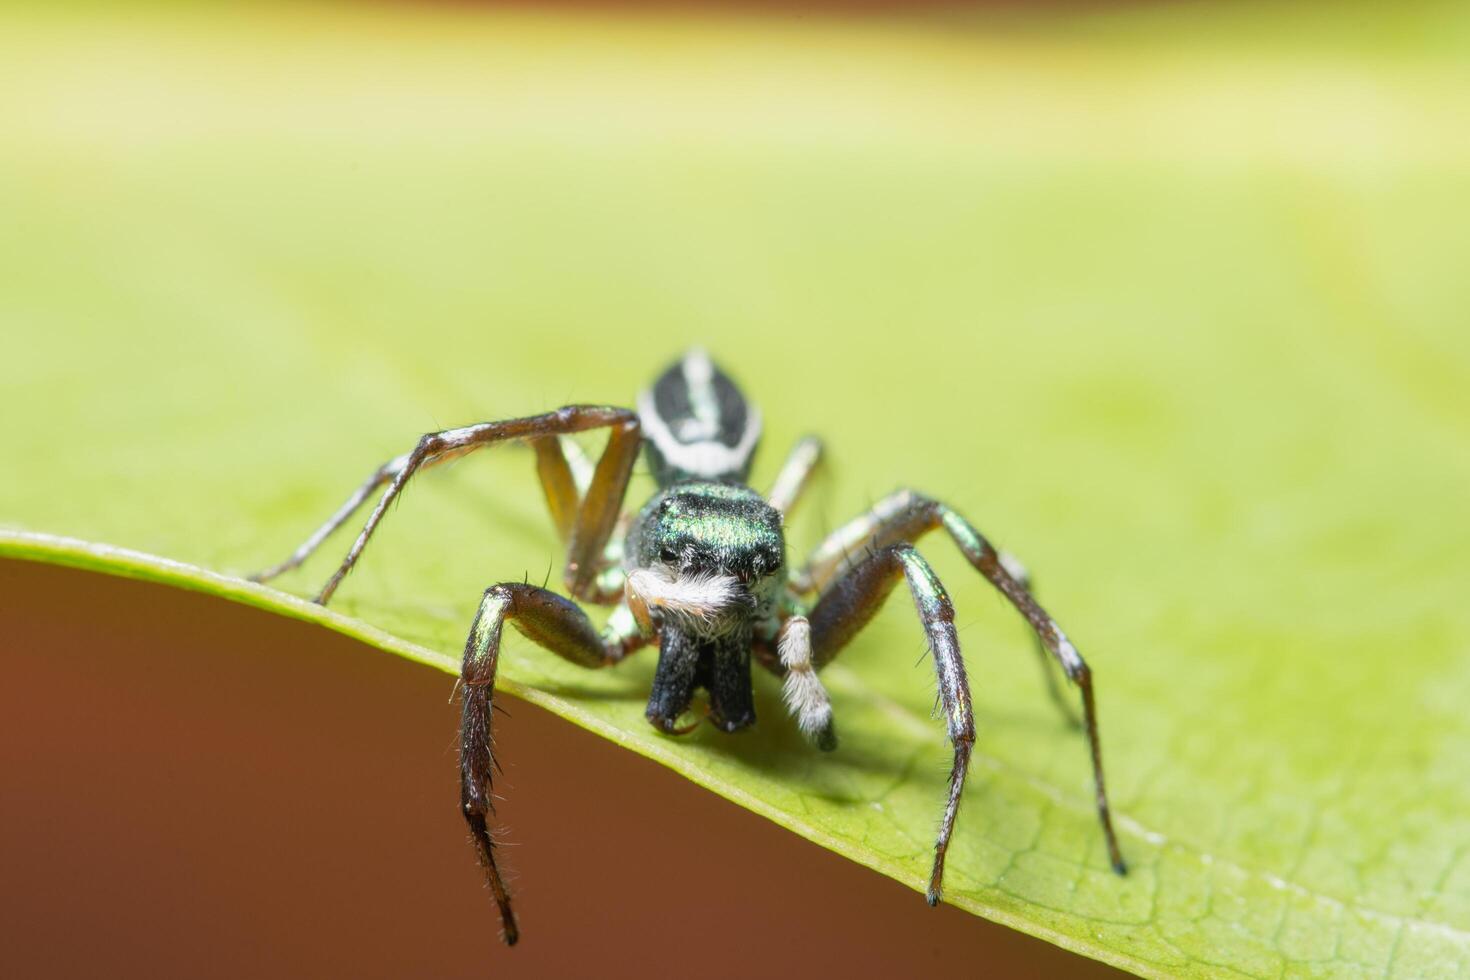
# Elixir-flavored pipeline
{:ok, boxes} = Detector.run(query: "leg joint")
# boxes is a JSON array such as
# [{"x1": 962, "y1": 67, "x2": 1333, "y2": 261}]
[
  {"x1": 481, "y1": 582, "x2": 520, "y2": 613},
  {"x1": 893, "y1": 486, "x2": 935, "y2": 507},
  {"x1": 1068, "y1": 657, "x2": 1091, "y2": 686}
]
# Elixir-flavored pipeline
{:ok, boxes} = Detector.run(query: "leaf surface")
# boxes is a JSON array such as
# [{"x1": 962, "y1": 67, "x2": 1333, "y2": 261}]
[{"x1": 4, "y1": 4, "x2": 1469, "y2": 976}]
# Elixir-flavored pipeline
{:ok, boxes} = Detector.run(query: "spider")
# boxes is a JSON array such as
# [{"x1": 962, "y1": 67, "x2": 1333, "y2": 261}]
[{"x1": 251, "y1": 348, "x2": 1126, "y2": 946}]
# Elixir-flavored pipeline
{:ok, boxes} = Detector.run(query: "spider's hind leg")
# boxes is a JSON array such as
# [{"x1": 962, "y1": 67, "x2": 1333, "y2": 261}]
[
  {"x1": 459, "y1": 583, "x2": 647, "y2": 946},
  {"x1": 995, "y1": 553, "x2": 1082, "y2": 729}
]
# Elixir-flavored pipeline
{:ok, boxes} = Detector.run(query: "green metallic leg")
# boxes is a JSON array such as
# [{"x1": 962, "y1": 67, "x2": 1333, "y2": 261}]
[
  {"x1": 251, "y1": 405, "x2": 640, "y2": 605},
  {"x1": 805, "y1": 544, "x2": 972, "y2": 904},
  {"x1": 459, "y1": 583, "x2": 646, "y2": 947},
  {"x1": 791, "y1": 490, "x2": 1076, "y2": 722},
  {"x1": 795, "y1": 489, "x2": 1126, "y2": 876}
]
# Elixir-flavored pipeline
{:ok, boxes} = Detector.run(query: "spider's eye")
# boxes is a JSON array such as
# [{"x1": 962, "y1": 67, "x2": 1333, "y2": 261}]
[{"x1": 660, "y1": 545, "x2": 679, "y2": 564}]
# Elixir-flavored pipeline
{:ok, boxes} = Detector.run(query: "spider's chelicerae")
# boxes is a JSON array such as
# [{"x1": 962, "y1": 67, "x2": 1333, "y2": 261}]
[{"x1": 252, "y1": 349, "x2": 1126, "y2": 945}]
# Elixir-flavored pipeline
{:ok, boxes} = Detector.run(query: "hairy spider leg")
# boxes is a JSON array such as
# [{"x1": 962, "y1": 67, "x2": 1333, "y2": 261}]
[
  {"x1": 251, "y1": 406, "x2": 641, "y2": 605},
  {"x1": 805, "y1": 544, "x2": 973, "y2": 904},
  {"x1": 765, "y1": 435, "x2": 824, "y2": 517},
  {"x1": 460, "y1": 584, "x2": 648, "y2": 947},
  {"x1": 793, "y1": 489, "x2": 1126, "y2": 875}
]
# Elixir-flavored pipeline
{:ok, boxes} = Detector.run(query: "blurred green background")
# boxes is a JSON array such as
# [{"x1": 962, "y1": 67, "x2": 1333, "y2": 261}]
[{"x1": 2, "y1": 2, "x2": 1469, "y2": 976}]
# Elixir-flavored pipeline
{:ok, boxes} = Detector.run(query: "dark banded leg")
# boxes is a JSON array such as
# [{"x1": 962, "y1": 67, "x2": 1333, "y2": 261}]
[
  {"x1": 252, "y1": 405, "x2": 640, "y2": 605},
  {"x1": 248, "y1": 448, "x2": 417, "y2": 584},
  {"x1": 459, "y1": 584, "x2": 646, "y2": 946},
  {"x1": 994, "y1": 554, "x2": 1081, "y2": 728},
  {"x1": 806, "y1": 544, "x2": 972, "y2": 903},
  {"x1": 766, "y1": 435, "x2": 824, "y2": 516},
  {"x1": 798, "y1": 489, "x2": 1125, "y2": 876}
]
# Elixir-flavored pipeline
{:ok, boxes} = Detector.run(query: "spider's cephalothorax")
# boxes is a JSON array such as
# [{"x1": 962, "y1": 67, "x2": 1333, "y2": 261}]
[
  {"x1": 252, "y1": 348, "x2": 1126, "y2": 950},
  {"x1": 626, "y1": 480, "x2": 786, "y2": 735}
]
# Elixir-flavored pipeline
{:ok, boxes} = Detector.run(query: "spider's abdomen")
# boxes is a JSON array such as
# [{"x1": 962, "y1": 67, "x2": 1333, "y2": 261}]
[{"x1": 637, "y1": 348, "x2": 761, "y2": 487}]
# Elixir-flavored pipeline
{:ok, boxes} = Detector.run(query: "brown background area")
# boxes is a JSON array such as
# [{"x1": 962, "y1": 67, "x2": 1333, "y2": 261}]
[{"x1": 0, "y1": 558, "x2": 1121, "y2": 977}]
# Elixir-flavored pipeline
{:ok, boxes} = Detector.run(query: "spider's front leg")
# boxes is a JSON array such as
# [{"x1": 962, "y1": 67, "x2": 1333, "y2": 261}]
[
  {"x1": 459, "y1": 584, "x2": 647, "y2": 946},
  {"x1": 251, "y1": 405, "x2": 640, "y2": 605},
  {"x1": 805, "y1": 544, "x2": 973, "y2": 903},
  {"x1": 797, "y1": 490, "x2": 1127, "y2": 885},
  {"x1": 793, "y1": 490, "x2": 1075, "y2": 725}
]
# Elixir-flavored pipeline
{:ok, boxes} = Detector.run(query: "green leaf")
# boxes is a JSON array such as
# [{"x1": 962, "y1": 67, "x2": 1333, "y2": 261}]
[{"x1": 4, "y1": 3, "x2": 1469, "y2": 976}]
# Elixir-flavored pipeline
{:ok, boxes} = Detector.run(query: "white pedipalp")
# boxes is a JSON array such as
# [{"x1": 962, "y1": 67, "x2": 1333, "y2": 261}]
[{"x1": 778, "y1": 616, "x2": 833, "y2": 740}]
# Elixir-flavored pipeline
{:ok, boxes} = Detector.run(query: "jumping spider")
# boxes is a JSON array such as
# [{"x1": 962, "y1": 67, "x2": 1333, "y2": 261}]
[{"x1": 252, "y1": 349, "x2": 1126, "y2": 945}]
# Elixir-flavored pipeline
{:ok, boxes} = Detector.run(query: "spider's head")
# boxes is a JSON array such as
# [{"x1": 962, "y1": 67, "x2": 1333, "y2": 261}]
[{"x1": 625, "y1": 481, "x2": 786, "y2": 637}]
